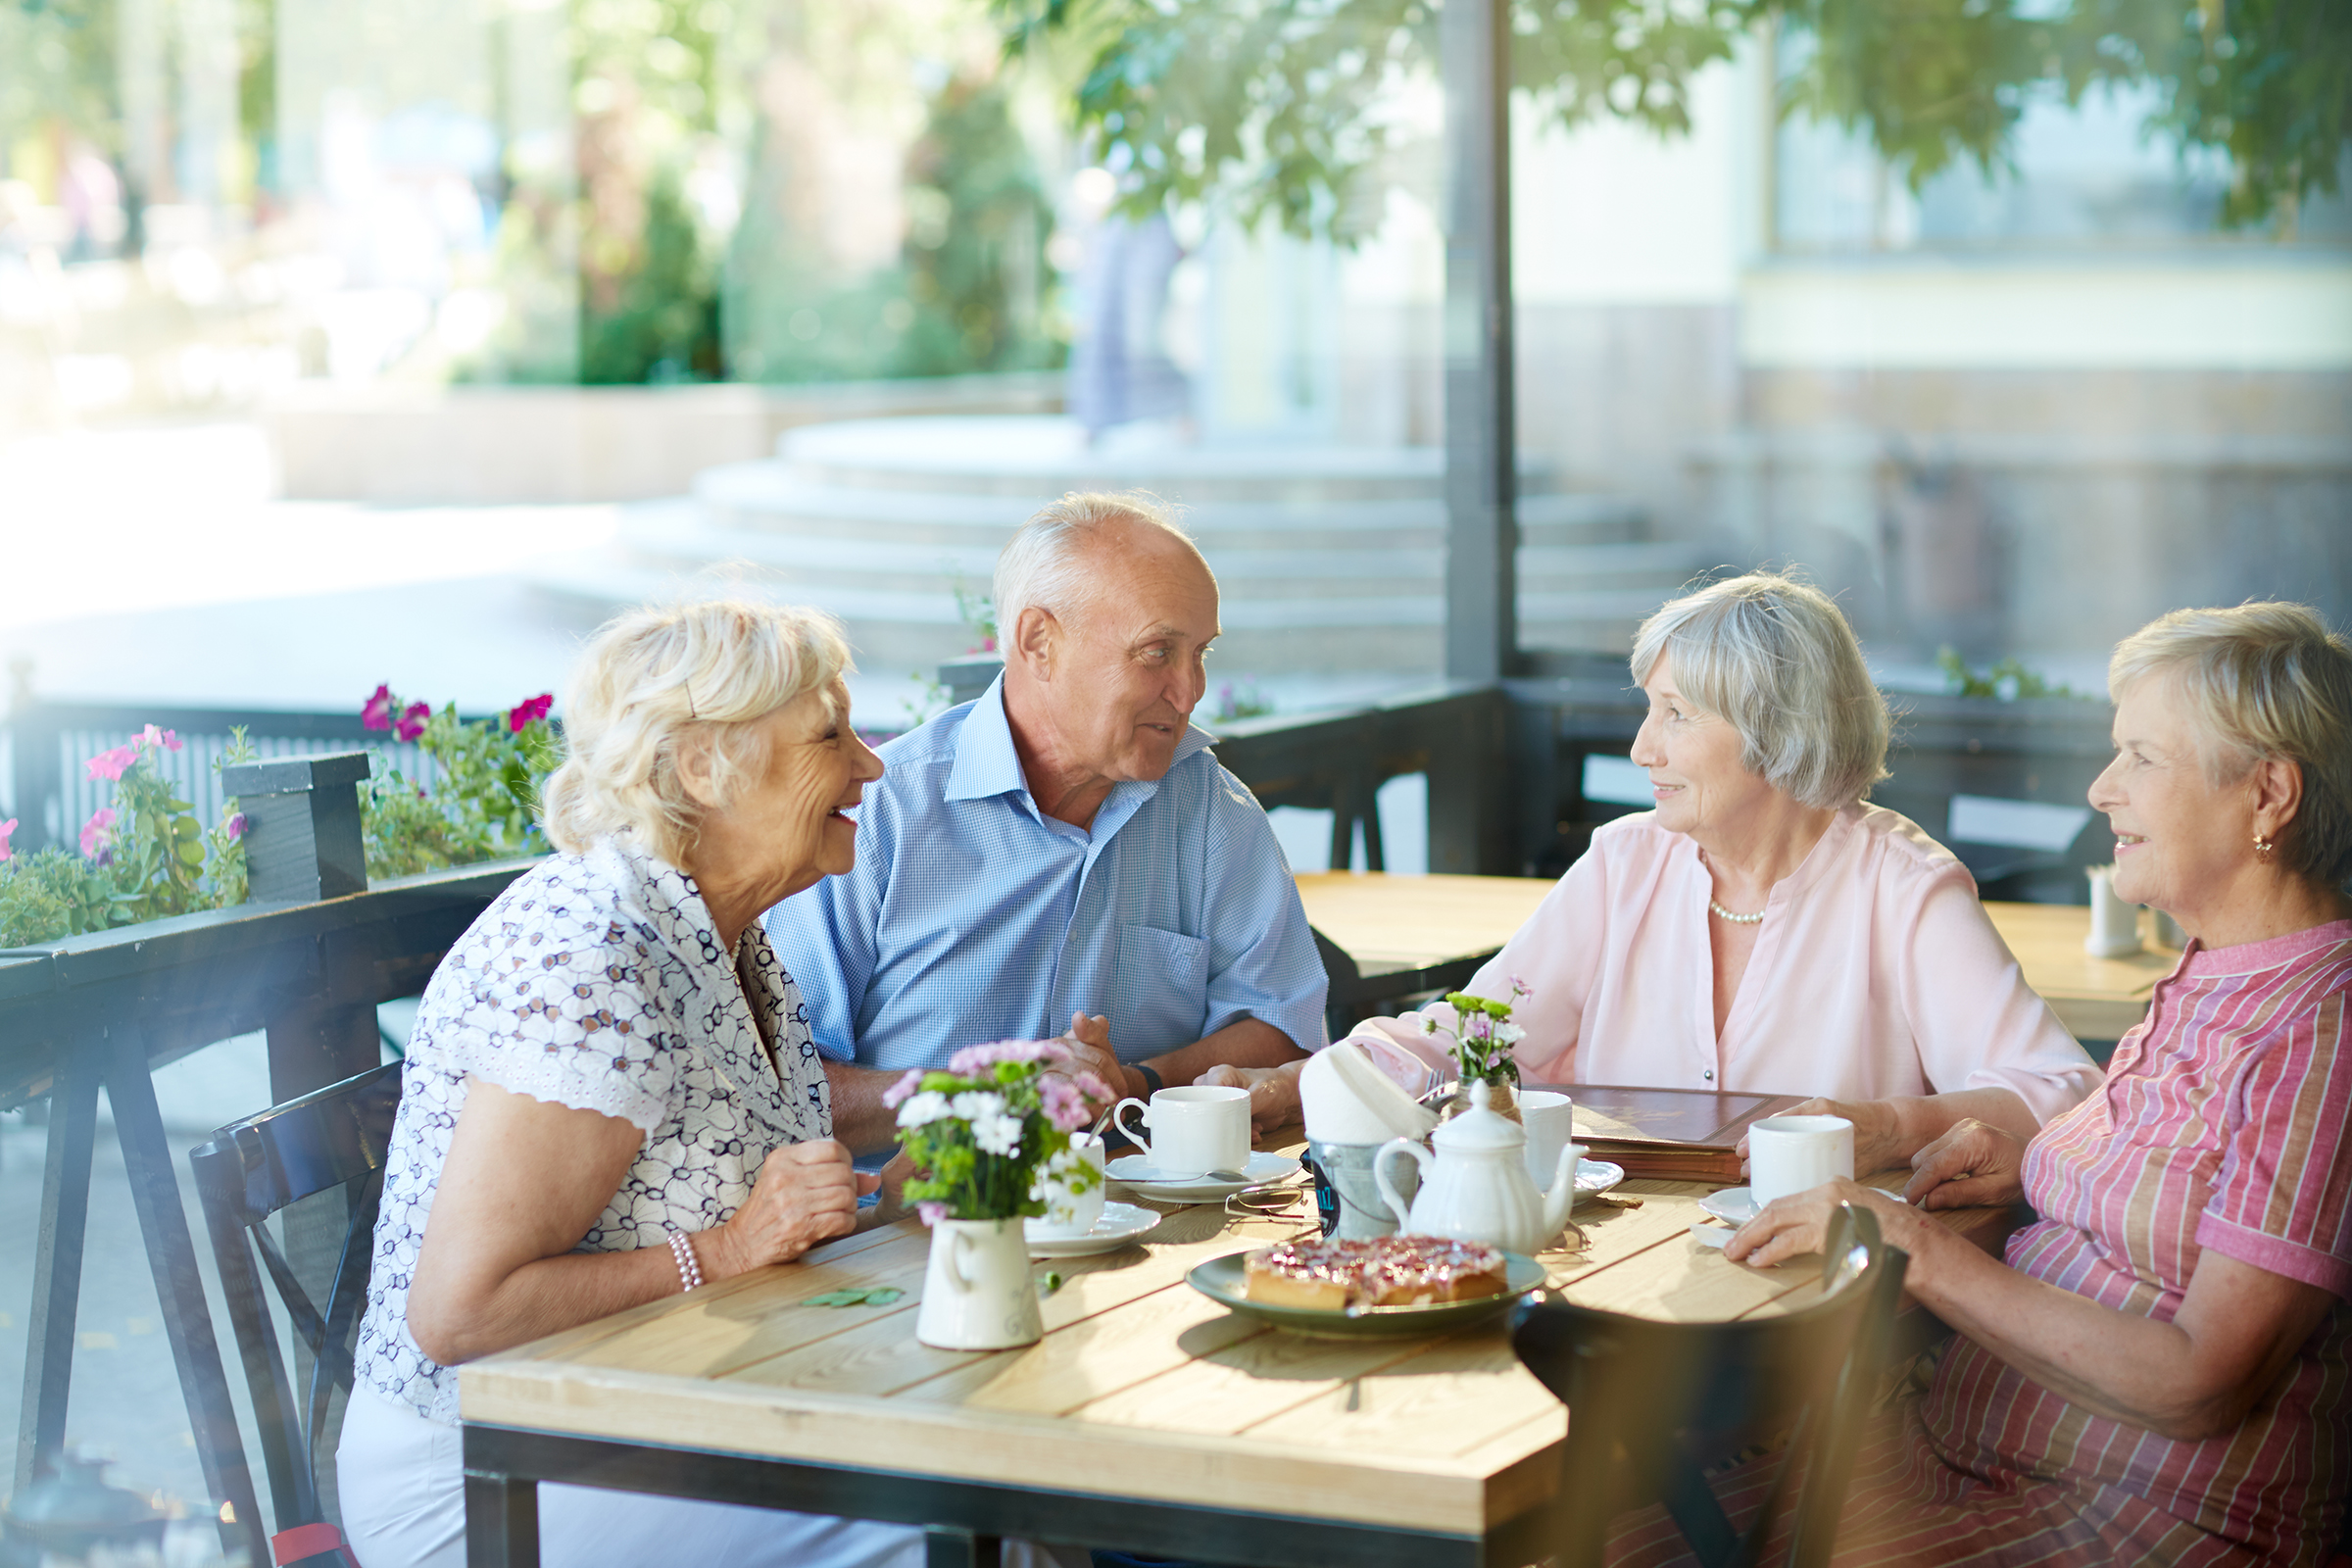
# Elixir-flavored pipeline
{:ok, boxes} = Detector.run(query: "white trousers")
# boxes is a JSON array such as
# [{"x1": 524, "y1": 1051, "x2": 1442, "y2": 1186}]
[{"x1": 338, "y1": 1386, "x2": 942, "y2": 1568}]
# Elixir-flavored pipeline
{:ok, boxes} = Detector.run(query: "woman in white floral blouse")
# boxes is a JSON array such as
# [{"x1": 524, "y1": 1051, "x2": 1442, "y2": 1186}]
[{"x1": 337, "y1": 598, "x2": 920, "y2": 1568}]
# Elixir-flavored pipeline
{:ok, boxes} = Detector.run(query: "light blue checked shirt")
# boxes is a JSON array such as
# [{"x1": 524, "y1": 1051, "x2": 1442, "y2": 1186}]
[{"x1": 762, "y1": 678, "x2": 1328, "y2": 1077}]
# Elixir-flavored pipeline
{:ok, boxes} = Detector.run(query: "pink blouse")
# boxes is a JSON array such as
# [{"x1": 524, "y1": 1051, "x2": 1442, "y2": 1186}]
[{"x1": 1346, "y1": 804, "x2": 2100, "y2": 1123}]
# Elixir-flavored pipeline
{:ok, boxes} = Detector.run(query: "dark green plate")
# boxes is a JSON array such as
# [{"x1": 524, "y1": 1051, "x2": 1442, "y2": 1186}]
[{"x1": 1186, "y1": 1250, "x2": 1545, "y2": 1339}]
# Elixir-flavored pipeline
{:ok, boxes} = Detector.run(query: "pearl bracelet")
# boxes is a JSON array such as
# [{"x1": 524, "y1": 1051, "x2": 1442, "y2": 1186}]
[{"x1": 667, "y1": 1229, "x2": 705, "y2": 1293}]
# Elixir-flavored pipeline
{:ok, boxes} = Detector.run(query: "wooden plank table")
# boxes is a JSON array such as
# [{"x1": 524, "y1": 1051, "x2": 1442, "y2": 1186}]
[
  {"x1": 460, "y1": 1164, "x2": 2014, "y2": 1567},
  {"x1": 1296, "y1": 871, "x2": 2173, "y2": 1043}
]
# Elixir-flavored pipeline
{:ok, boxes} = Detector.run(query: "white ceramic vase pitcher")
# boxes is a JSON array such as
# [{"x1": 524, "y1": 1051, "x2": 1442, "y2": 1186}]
[{"x1": 915, "y1": 1217, "x2": 1044, "y2": 1349}]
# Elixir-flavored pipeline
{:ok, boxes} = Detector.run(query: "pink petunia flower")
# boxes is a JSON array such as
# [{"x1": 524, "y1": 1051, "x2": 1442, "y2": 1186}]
[
  {"x1": 915, "y1": 1201, "x2": 949, "y2": 1228},
  {"x1": 508, "y1": 693, "x2": 555, "y2": 733},
  {"x1": 84, "y1": 744, "x2": 140, "y2": 782},
  {"x1": 79, "y1": 807, "x2": 116, "y2": 860},
  {"x1": 140, "y1": 724, "x2": 182, "y2": 753},
  {"x1": 395, "y1": 702, "x2": 431, "y2": 743},
  {"x1": 880, "y1": 1068, "x2": 926, "y2": 1109},
  {"x1": 0, "y1": 817, "x2": 15, "y2": 863},
  {"x1": 224, "y1": 812, "x2": 246, "y2": 842},
  {"x1": 361, "y1": 684, "x2": 396, "y2": 732},
  {"x1": 1073, "y1": 1070, "x2": 1114, "y2": 1107}
]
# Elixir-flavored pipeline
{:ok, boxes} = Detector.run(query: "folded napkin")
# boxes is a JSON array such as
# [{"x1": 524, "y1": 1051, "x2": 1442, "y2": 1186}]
[{"x1": 1301, "y1": 1041, "x2": 1440, "y2": 1145}]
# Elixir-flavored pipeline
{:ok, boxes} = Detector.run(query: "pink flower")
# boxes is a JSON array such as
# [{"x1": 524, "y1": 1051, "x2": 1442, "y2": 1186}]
[
  {"x1": 140, "y1": 724, "x2": 182, "y2": 753},
  {"x1": 395, "y1": 702, "x2": 431, "y2": 743},
  {"x1": 1040, "y1": 1077, "x2": 1089, "y2": 1131},
  {"x1": 79, "y1": 807, "x2": 116, "y2": 861},
  {"x1": 946, "y1": 1038, "x2": 1068, "y2": 1076},
  {"x1": 224, "y1": 812, "x2": 246, "y2": 842},
  {"x1": 1073, "y1": 1070, "x2": 1114, "y2": 1106},
  {"x1": 880, "y1": 1068, "x2": 925, "y2": 1109},
  {"x1": 84, "y1": 744, "x2": 140, "y2": 782},
  {"x1": 508, "y1": 693, "x2": 555, "y2": 733},
  {"x1": 362, "y1": 683, "x2": 396, "y2": 732},
  {"x1": 0, "y1": 818, "x2": 15, "y2": 863},
  {"x1": 915, "y1": 1201, "x2": 949, "y2": 1228}
]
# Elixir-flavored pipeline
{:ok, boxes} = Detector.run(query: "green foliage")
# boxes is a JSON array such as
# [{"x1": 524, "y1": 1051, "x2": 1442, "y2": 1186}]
[
  {"x1": 0, "y1": 726, "x2": 256, "y2": 948},
  {"x1": 358, "y1": 689, "x2": 560, "y2": 880},
  {"x1": 801, "y1": 1287, "x2": 906, "y2": 1307},
  {"x1": 581, "y1": 165, "x2": 725, "y2": 384},
  {"x1": 994, "y1": 0, "x2": 2347, "y2": 239},
  {"x1": 1936, "y1": 647, "x2": 2081, "y2": 701},
  {"x1": 1425, "y1": 982, "x2": 1531, "y2": 1084}
]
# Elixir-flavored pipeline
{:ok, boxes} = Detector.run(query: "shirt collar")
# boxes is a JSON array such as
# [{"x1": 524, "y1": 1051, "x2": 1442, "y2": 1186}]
[{"x1": 944, "y1": 674, "x2": 1218, "y2": 808}]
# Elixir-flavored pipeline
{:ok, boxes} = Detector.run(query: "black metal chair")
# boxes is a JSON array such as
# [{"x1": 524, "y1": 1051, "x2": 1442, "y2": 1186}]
[
  {"x1": 1510, "y1": 1202, "x2": 1911, "y2": 1568},
  {"x1": 189, "y1": 1061, "x2": 403, "y2": 1568}
]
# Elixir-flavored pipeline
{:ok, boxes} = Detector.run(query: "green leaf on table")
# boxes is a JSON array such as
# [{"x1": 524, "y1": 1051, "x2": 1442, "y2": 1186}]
[{"x1": 801, "y1": 1287, "x2": 906, "y2": 1308}]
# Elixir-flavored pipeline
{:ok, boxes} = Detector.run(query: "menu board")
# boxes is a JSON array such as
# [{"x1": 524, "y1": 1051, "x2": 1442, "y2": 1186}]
[{"x1": 1529, "y1": 1083, "x2": 1810, "y2": 1184}]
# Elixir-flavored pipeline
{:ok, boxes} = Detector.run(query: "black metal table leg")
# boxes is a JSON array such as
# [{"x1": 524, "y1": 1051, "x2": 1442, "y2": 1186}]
[
  {"x1": 16, "y1": 1043, "x2": 100, "y2": 1494},
  {"x1": 104, "y1": 1022, "x2": 267, "y2": 1565},
  {"x1": 466, "y1": 1471, "x2": 541, "y2": 1567},
  {"x1": 926, "y1": 1529, "x2": 1004, "y2": 1568}
]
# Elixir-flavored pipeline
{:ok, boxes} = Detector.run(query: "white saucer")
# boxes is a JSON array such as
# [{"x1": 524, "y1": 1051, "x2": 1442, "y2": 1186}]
[
  {"x1": 1571, "y1": 1159, "x2": 1627, "y2": 1202},
  {"x1": 1024, "y1": 1202, "x2": 1160, "y2": 1257},
  {"x1": 1698, "y1": 1185, "x2": 1907, "y2": 1228},
  {"x1": 1106, "y1": 1151, "x2": 1301, "y2": 1200}
]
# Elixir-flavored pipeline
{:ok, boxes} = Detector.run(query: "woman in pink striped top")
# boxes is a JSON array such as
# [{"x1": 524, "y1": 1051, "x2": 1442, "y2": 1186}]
[{"x1": 1711, "y1": 603, "x2": 2352, "y2": 1566}]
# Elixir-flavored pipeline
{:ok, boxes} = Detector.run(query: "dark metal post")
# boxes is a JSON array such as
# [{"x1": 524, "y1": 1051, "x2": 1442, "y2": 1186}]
[
  {"x1": 1442, "y1": 0, "x2": 1518, "y2": 682},
  {"x1": 465, "y1": 1470, "x2": 542, "y2": 1567},
  {"x1": 16, "y1": 1046, "x2": 100, "y2": 1494}
]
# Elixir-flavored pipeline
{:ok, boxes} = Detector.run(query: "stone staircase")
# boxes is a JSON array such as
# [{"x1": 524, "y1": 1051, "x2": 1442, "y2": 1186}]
[{"x1": 530, "y1": 415, "x2": 1719, "y2": 673}]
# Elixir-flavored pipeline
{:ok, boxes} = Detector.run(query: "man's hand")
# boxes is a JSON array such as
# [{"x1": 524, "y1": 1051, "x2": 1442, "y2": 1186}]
[
  {"x1": 1195, "y1": 1062, "x2": 1303, "y2": 1133},
  {"x1": 1053, "y1": 1011, "x2": 1141, "y2": 1106},
  {"x1": 1902, "y1": 1118, "x2": 2029, "y2": 1210}
]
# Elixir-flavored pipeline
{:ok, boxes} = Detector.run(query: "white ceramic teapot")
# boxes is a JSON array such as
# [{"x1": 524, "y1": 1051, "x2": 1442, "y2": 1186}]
[{"x1": 1374, "y1": 1079, "x2": 1579, "y2": 1255}]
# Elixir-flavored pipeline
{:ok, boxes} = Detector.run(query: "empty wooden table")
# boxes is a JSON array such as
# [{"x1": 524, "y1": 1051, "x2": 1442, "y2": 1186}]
[{"x1": 460, "y1": 1166, "x2": 2012, "y2": 1567}]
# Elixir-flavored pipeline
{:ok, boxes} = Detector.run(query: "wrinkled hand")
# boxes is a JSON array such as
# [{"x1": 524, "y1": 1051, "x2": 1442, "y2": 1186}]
[
  {"x1": 710, "y1": 1139, "x2": 876, "y2": 1276},
  {"x1": 1195, "y1": 1062, "x2": 1302, "y2": 1133},
  {"x1": 1051, "y1": 1011, "x2": 1137, "y2": 1110},
  {"x1": 1723, "y1": 1178, "x2": 1913, "y2": 1270},
  {"x1": 1902, "y1": 1118, "x2": 2028, "y2": 1210},
  {"x1": 1735, "y1": 1097, "x2": 1903, "y2": 1178},
  {"x1": 862, "y1": 1147, "x2": 916, "y2": 1229}
]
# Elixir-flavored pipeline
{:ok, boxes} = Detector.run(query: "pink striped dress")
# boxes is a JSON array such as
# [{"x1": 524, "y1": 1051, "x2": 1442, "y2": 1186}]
[{"x1": 1612, "y1": 918, "x2": 2352, "y2": 1567}]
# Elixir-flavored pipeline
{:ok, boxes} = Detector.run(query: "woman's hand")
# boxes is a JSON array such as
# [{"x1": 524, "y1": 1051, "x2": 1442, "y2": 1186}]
[
  {"x1": 1901, "y1": 1118, "x2": 2029, "y2": 1210},
  {"x1": 1194, "y1": 1060, "x2": 1304, "y2": 1133},
  {"x1": 706, "y1": 1139, "x2": 877, "y2": 1278},
  {"x1": 1722, "y1": 1178, "x2": 1925, "y2": 1270}
]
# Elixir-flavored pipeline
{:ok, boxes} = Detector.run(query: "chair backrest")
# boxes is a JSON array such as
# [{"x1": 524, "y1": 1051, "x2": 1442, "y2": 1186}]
[
  {"x1": 1510, "y1": 1202, "x2": 1910, "y2": 1568},
  {"x1": 188, "y1": 1060, "x2": 403, "y2": 1568}
]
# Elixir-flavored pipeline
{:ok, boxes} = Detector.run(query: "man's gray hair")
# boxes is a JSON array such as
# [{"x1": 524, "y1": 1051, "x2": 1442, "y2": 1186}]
[
  {"x1": 1630, "y1": 571, "x2": 1890, "y2": 811},
  {"x1": 994, "y1": 492, "x2": 1203, "y2": 635},
  {"x1": 2109, "y1": 602, "x2": 2352, "y2": 888}
]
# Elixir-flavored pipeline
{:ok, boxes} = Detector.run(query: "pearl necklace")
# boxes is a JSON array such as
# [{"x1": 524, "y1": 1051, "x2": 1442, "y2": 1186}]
[{"x1": 1709, "y1": 899, "x2": 1765, "y2": 925}]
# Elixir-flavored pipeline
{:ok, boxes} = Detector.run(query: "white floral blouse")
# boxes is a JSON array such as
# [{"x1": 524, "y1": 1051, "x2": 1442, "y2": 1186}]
[{"x1": 354, "y1": 834, "x2": 832, "y2": 1423}]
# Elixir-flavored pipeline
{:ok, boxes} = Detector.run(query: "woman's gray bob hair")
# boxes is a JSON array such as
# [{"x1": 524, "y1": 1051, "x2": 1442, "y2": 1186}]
[
  {"x1": 539, "y1": 599, "x2": 853, "y2": 866},
  {"x1": 1631, "y1": 572, "x2": 1890, "y2": 811},
  {"x1": 2108, "y1": 602, "x2": 2352, "y2": 888}
]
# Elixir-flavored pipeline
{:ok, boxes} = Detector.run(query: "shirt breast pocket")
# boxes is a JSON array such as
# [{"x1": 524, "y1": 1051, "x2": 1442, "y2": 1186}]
[{"x1": 1112, "y1": 923, "x2": 1210, "y2": 1054}]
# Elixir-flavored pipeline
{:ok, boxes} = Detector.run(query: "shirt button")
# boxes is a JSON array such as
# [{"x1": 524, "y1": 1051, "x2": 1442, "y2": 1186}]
[{"x1": 1703, "y1": 1069, "x2": 1715, "y2": 1082}]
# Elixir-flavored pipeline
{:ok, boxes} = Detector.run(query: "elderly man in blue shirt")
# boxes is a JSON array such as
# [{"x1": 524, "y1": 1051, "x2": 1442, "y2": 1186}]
[{"x1": 764, "y1": 492, "x2": 1326, "y2": 1153}]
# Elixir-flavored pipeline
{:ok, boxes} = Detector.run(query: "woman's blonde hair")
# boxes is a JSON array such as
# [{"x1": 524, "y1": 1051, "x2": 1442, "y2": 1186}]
[
  {"x1": 540, "y1": 599, "x2": 853, "y2": 865},
  {"x1": 2109, "y1": 603, "x2": 2352, "y2": 887},
  {"x1": 1630, "y1": 571, "x2": 1890, "y2": 811}
]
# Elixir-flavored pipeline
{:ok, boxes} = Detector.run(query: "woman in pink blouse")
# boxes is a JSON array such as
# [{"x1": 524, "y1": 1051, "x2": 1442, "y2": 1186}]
[
  {"x1": 1210, "y1": 571, "x2": 2099, "y2": 1173},
  {"x1": 1708, "y1": 602, "x2": 2352, "y2": 1566}
]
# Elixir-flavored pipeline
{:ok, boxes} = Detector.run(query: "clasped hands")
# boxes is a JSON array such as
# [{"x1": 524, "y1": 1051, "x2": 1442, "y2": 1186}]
[{"x1": 1723, "y1": 1112, "x2": 2028, "y2": 1270}]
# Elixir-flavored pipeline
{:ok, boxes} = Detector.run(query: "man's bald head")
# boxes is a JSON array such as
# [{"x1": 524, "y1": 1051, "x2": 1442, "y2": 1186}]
[{"x1": 993, "y1": 492, "x2": 1212, "y2": 637}]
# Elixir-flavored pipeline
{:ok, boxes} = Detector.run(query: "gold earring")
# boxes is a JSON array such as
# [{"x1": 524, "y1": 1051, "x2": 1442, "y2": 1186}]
[{"x1": 2255, "y1": 832, "x2": 2276, "y2": 858}]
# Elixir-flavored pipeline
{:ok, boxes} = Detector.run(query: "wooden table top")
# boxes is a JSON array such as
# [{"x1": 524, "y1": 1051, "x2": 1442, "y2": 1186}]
[
  {"x1": 1296, "y1": 870, "x2": 2173, "y2": 1041},
  {"x1": 463, "y1": 1168, "x2": 2012, "y2": 1540}
]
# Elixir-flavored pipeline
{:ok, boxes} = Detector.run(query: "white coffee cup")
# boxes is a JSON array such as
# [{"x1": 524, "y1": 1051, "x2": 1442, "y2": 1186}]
[
  {"x1": 1030, "y1": 1131, "x2": 1106, "y2": 1238},
  {"x1": 1747, "y1": 1114, "x2": 1855, "y2": 1205},
  {"x1": 1520, "y1": 1090, "x2": 1579, "y2": 1194},
  {"x1": 1111, "y1": 1086, "x2": 1250, "y2": 1178}
]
